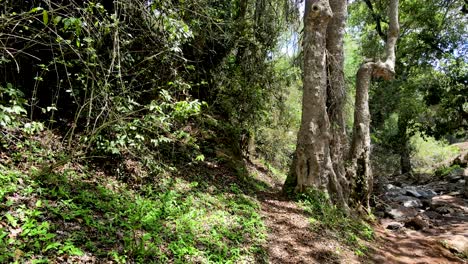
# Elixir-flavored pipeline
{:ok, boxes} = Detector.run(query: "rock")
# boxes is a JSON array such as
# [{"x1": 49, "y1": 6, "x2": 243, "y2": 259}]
[
  {"x1": 391, "y1": 195, "x2": 423, "y2": 208},
  {"x1": 435, "y1": 206, "x2": 454, "y2": 215},
  {"x1": 425, "y1": 181, "x2": 449, "y2": 194},
  {"x1": 404, "y1": 186, "x2": 437, "y2": 199},
  {"x1": 421, "y1": 198, "x2": 432, "y2": 208},
  {"x1": 386, "y1": 222, "x2": 404, "y2": 230},
  {"x1": 403, "y1": 199, "x2": 423, "y2": 208},
  {"x1": 452, "y1": 151, "x2": 468, "y2": 167},
  {"x1": 385, "y1": 206, "x2": 418, "y2": 220},
  {"x1": 447, "y1": 191, "x2": 461, "y2": 196},
  {"x1": 384, "y1": 184, "x2": 405, "y2": 197},
  {"x1": 441, "y1": 235, "x2": 468, "y2": 255},
  {"x1": 404, "y1": 215, "x2": 428, "y2": 230},
  {"x1": 405, "y1": 188, "x2": 423, "y2": 198},
  {"x1": 387, "y1": 208, "x2": 405, "y2": 219},
  {"x1": 447, "y1": 168, "x2": 464, "y2": 183}
]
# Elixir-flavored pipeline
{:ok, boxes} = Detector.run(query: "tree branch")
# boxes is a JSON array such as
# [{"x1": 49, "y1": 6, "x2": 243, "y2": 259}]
[
  {"x1": 384, "y1": 0, "x2": 399, "y2": 73},
  {"x1": 363, "y1": 0, "x2": 387, "y2": 41}
]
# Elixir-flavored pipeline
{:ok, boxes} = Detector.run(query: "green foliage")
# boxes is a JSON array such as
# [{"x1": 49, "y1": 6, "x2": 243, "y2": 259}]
[
  {"x1": 0, "y1": 83, "x2": 27, "y2": 128},
  {"x1": 0, "y1": 159, "x2": 266, "y2": 263},
  {"x1": 297, "y1": 189, "x2": 374, "y2": 251},
  {"x1": 434, "y1": 164, "x2": 463, "y2": 178},
  {"x1": 411, "y1": 133, "x2": 460, "y2": 172},
  {"x1": 349, "y1": 0, "x2": 467, "y2": 171},
  {"x1": 254, "y1": 58, "x2": 302, "y2": 170},
  {"x1": 419, "y1": 62, "x2": 468, "y2": 139},
  {"x1": 0, "y1": 0, "x2": 301, "y2": 178}
]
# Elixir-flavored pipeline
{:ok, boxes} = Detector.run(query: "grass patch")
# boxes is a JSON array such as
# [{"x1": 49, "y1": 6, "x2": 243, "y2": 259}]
[
  {"x1": 411, "y1": 133, "x2": 460, "y2": 173},
  {"x1": 297, "y1": 189, "x2": 374, "y2": 256}
]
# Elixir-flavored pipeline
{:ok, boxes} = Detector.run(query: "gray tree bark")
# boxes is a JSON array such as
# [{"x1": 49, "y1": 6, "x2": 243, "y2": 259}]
[
  {"x1": 348, "y1": 0, "x2": 400, "y2": 210},
  {"x1": 284, "y1": 0, "x2": 399, "y2": 213},
  {"x1": 327, "y1": 0, "x2": 349, "y2": 201},
  {"x1": 284, "y1": 0, "x2": 347, "y2": 208}
]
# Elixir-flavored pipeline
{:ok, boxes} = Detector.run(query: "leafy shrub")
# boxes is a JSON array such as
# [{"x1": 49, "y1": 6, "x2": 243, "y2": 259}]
[
  {"x1": 410, "y1": 133, "x2": 460, "y2": 172},
  {"x1": 0, "y1": 83, "x2": 27, "y2": 128},
  {"x1": 434, "y1": 164, "x2": 462, "y2": 178}
]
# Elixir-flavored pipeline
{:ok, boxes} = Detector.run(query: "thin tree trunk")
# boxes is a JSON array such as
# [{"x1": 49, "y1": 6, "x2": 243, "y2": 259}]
[
  {"x1": 348, "y1": 0, "x2": 400, "y2": 210},
  {"x1": 348, "y1": 62, "x2": 373, "y2": 209},
  {"x1": 400, "y1": 150, "x2": 412, "y2": 174}
]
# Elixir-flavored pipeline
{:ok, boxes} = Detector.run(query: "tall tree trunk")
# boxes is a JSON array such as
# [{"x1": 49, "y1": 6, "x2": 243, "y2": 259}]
[
  {"x1": 398, "y1": 119, "x2": 412, "y2": 174},
  {"x1": 327, "y1": 0, "x2": 349, "y2": 201},
  {"x1": 400, "y1": 148, "x2": 412, "y2": 174},
  {"x1": 348, "y1": 0, "x2": 400, "y2": 210},
  {"x1": 284, "y1": 0, "x2": 347, "y2": 208}
]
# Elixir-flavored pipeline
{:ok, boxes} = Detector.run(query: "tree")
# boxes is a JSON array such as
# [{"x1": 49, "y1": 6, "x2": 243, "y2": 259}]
[
  {"x1": 285, "y1": 0, "x2": 400, "y2": 211},
  {"x1": 327, "y1": 0, "x2": 350, "y2": 206},
  {"x1": 284, "y1": 0, "x2": 348, "y2": 208},
  {"x1": 347, "y1": 0, "x2": 399, "y2": 210},
  {"x1": 351, "y1": 0, "x2": 467, "y2": 174}
]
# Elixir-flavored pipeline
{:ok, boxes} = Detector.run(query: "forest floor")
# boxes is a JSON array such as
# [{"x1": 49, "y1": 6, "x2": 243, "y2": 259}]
[
  {"x1": 368, "y1": 144, "x2": 468, "y2": 264},
  {"x1": 245, "y1": 160, "x2": 362, "y2": 264},
  {"x1": 245, "y1": 145, "x2": 467, "y2": 264},
  {"x1": 1, "y1": 126, "x2": 467, "y2": 263}
]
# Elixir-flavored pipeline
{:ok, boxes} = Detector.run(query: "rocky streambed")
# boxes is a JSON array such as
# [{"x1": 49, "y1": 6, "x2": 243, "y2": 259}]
[{"x1": 374, "y1": 168, "x2": 468, "y2": 260}]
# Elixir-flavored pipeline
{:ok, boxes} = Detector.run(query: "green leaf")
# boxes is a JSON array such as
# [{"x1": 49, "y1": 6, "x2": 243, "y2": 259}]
[
  {"x1": 44, "y1": 242, "x2": 61, "y2": 252},
  {"x1": 195, "y1": 154, "x2": 205, "y2": 162},
  {"x1": 5, "y1": 213, "x2": 17, "y2": 227},
  {"x1": 30, "y1": 7, "x2": 44, "y2": 13},
  {"x1": 42, "y1": 10, "x2": 49, "y2": 25},
  {"x1": 53, "y1": 15, "x2": 62, "y2": 26}
]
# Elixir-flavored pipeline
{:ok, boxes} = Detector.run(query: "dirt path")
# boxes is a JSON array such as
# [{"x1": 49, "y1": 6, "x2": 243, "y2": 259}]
[
  {"x1": 247, "y1": 158, "x2": 467, "y2": 263},
  {"x1": 257, "y1": 191, "x2": 360, "y2": 264},
  {"x1": 369, "y1": 152, "x2": 468, "y2": 264},
  {"x1": 368, "y1": 197, "x2": 468, "y2": 264},
  {"x1": 246, "y1": 160, "x2": 359, "y2": 263},
  {"x1": 368, "y1": 224, "x2": 466, "y2": 264}
]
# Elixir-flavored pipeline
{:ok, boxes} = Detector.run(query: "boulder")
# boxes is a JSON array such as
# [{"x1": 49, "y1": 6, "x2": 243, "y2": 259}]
[
  {"x1": 386, "y1": 222, "x2": 404, "y2": 230},
  {"x1": 442, "y1": 235, "x2": 468, "y2": 256},
  {"x1": 391, "y1": 195, "x2": 423, "y2": 208},
  {"x1": 404, "y1": 215, "x2": 428, "y2": 230},
  {"x1": 446, "y1": 168, "x2": 464, "y2": 183},
  {"x1": 384, "y1": 184, "x2": 406, "y2": 197},
  {"x1": 404, "y1": 186, "x2": 437, "y2": 199},
  {"x1": 385, "y1": 206, "x2": 418, "y2": 220}
]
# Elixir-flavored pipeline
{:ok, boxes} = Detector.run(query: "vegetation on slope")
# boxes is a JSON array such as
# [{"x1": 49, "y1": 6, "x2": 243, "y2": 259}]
[
  {"x1": 0, "y1": 130, "x2": 267, "y2": 263},
  {"x1": 0, "y1": 0, "x2": 466, "y2": 262}
]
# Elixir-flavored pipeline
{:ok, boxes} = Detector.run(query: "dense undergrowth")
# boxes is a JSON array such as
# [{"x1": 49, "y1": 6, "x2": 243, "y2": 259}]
[
  {"x1": 1, "y1": 0, "x2": 465, "y2": 263},
  {"x1": 0, "y1": 130, "x2": 267, "y2": 263}
]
